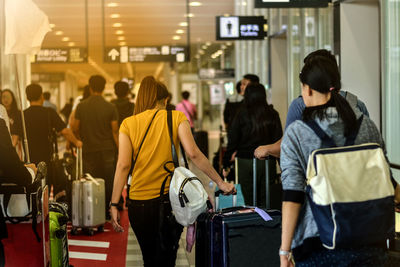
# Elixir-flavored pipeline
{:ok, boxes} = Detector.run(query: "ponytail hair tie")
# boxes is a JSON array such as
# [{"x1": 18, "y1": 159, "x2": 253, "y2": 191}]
[{"x1": 329, "y1": 87, "x2": 335, "y2": 92}]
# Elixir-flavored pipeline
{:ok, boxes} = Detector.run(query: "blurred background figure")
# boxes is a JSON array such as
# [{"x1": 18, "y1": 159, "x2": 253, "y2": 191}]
[
  {"x1": 111, "y1": 81, "x2": 134, "y2": 127},
  {"x1": 43, "y1": 91, "x2": 57, "y2": 111},
  {"x1": 176, "y1": 91, "x2": 197, "y2": 131},
  {"x1": 60, "y1": 97, "x2": 73, "y2": 123}
]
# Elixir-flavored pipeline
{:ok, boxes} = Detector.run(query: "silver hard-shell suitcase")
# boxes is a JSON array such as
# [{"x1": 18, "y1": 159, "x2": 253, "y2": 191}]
[{"x1": 71, "y1": 148, "x2": 105, "y2": 235}]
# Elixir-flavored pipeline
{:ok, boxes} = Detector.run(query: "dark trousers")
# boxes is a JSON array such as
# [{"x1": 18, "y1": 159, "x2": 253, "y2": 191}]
[
  {"x1": 0, "y1": 241, "x2": 4, "y2": 267},
  {"x1": 83, "y1": 149, "x2": 116, "y2": 217},
  {"x1": 128, "y1": 196, "x2": 183, "y2": 267}
]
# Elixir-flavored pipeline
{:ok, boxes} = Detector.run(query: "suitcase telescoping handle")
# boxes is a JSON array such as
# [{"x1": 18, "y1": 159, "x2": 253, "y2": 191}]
[
  {"x1": 76, "y1": 148, "x2": 83, "y2": 180},
  {"x1": 252, "y1": 157, "x2": 270, "y2": 209},
  {"x1": 214, "y1": 190, "x2": 237, "y2": 211}
]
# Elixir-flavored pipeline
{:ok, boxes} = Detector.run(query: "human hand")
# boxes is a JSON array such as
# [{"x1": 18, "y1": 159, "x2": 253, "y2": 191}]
[
  {"x1": 110, "y1": 207, "x2": 124, "y2": 232},
  {"x1": 218, "y1": 181, "x2": 236, "y2": 195},
  {"x1": 254, "y1": 145, "x2": 270, "y2": 159},
  {"x1": 75, "y1": 140, "x2": 83, "y2": 148},
  {"x1": 25, "y1": 163, "x2": 37, "y2": 176},
  {"x1": 280, "y1": 255, "x2": 294, "y2": 267}
]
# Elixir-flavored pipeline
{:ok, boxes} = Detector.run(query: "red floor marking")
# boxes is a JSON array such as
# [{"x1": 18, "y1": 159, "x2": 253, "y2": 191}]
[{"x1": 68, "y1": 210, "x2": 130, "y2": 267}]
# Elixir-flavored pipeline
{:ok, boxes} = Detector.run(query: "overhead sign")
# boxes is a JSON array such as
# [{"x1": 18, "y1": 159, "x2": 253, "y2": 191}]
[
  {"x1": 254, "y1": 0, "x2": 331, "y2": 8},
  {"x1": 32, "y1": 47, "x2": 88, "y2": 63},
  {"x1": 216, "y1": 16, "x2": 266, "y2": 40},
  {"x1": 199, "y1": 68, "x2": 235, "y2": 80},
  {"x1": 104, "y1": 46, "x2": 188, "y2": 63}
]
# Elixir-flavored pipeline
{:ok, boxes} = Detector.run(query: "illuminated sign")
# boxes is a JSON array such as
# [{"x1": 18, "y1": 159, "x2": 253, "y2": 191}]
[
  {"x1": 254, "y1": 0, "x2": 331, "y2": 8},
  {"x1": 32, "y1": 47, "x2": 88, "y2": 63},
  {"x1": 104, "y1": 46, "x2": 188, "y2": 63},
  {"x1": 216, "y1": 16, "x2": 266, "y2": 40}
]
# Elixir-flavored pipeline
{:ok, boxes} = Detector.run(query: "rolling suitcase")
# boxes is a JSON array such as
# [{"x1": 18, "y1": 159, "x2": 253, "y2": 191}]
[
  {"x1": 49, "y1": 202, "x2": 71, "y2": 267},
  {"x1": 196, "y1": 157, "x2": 282, "y2": 267},
  {"x1": 71, "y1": 148, "x2": 105, "y2": 235}
]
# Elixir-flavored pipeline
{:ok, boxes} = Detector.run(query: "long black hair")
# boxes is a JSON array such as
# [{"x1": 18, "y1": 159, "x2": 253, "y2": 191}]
[
  {"x1": 299, "y1": 53, "x2": 357, "y2": 136},
  {"x1": 1, "y1": 89, "x2": 19, "y2": 114},
  {"x1": 243, "y1": 83, "x2": 275, "y2": 138}
]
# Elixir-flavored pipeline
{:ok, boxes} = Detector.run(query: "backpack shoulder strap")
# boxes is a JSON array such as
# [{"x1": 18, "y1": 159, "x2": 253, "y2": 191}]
[
  {"x1": 344, "y1": 116, "x2": 364, "y2": 146},
  {"x1": 345, "y1": 91, "x2": 358, "y2": 112},
  {"x1": 304, "y1": 120, "x2": 337, "y2": 147}
]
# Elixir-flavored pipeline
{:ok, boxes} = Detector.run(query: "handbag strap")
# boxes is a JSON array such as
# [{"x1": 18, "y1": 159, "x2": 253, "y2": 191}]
[
  {"x1": 130, "y1": 110, "x2": 160, "y2": 173},
  {"x1": 166, "y1": 110, "x2": 189, "y2": 168},
  {"x1": 181, "y1": 101, "x2": 194, "y2": 121}
]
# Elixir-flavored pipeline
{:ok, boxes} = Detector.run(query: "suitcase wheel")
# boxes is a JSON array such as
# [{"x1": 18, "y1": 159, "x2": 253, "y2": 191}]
[
  {"x1": 55, "y1": 229, "x2": 65, "y2": 239},
  {"x1": 97, "y1": 225, "x2": 104, "y2": 233},
  {"x1": 86, "y1": 228, "x2": 95, "y2": 236},
  {"x1": 71, "y1": 227, "x2": 79, "y2": 236}
]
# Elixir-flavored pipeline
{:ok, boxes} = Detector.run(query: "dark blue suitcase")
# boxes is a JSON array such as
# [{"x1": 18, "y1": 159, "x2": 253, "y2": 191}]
[{"x1": 196, "y1": 157, "x2": 282, "y2": 267}]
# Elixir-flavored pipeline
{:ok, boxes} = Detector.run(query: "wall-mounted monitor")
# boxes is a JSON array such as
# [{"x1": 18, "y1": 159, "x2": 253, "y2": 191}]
[{"x1": 254, "y1": 0, "x2": 331, "y2": 8}]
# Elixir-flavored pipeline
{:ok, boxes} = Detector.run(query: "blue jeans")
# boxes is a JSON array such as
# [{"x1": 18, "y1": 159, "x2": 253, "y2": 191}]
[{"x1": 295, "y1": 247, "x2": 387, "y2": 267}]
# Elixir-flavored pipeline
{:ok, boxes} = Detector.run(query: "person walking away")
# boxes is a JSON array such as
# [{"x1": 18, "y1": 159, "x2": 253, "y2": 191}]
[
  {"x1": 176, "y1": 91, "x2": 197, "y2": 131},
  {"x1": 72, "y1": 75, "x2": 119, "y2": 220},
  {"x1": 43, "y1": 92, "x2": 57, "y2": 111},
  {"x1": 60, "y1": 97, "x2": 73, "y2": 123},
  {"x1": 279, "y1": 51, "x2": 400, "y2": 267},
  {"x1": 222, "y1": 83, "x2": 282, "y2": 207},
  {"x1": 109, "y1": 76, "x2": 235, "y2": 267},
  {"x1": 111, "y1": 81, "x2": 134, "y2": 127},
  {"x1": 223, "y1": 74, "x2": 259, "y2": 130},
  {"x1": 24, "y1": 84, "x2": 82, "y2": 195}
]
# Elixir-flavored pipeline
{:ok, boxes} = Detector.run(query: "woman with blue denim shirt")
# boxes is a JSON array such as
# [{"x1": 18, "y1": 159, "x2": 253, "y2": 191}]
[{"x1": 279, "y1": 51, "x2": 400, "y2": 267}]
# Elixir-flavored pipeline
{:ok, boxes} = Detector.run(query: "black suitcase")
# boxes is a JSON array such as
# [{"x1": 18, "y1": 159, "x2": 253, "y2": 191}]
[
  {"x1": 194, "y1": 131, "x2": 209, "y2": 158},
  {"x1": 196, "y1": 157, "x2": 282, "y2": 267}
]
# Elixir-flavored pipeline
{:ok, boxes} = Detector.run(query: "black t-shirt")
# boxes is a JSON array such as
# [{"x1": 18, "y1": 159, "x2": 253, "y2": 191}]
[
  {"x1": 24, "y1": 106, "x2": 66, "y2": 164},
  {"x1": 75, "y1": 95, "x2": 118, "y2": 153},
  {"x1": 111, "y1": 98, "x2": 134, "y2": 127},
  {"x1": 8, "y1": 108, "x2": 23, "y2": 137}
]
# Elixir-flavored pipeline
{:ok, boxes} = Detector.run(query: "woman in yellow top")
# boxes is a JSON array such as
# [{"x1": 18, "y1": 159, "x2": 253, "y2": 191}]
[{"x1": 110, "y1": 76, "x2": 235, "y2": 267}]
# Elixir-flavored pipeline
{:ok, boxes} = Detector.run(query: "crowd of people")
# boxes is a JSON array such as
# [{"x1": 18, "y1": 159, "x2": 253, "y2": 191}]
[{"x1": 0, "y1": 49, "x2": 399, "y2": 267}]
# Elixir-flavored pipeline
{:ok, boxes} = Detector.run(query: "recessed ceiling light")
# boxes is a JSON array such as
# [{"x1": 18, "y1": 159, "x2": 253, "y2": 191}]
[
  {"x1": 117, "y1": 36, "x2": 125, "y2": 41},
  {"x1": 206, "y1": 42, "x2": 211, "y2": 46},
  {"x1": 223, "y1": 14, "x2": 230, "y2": 17},
  {"x1": 110, "y1": 14, "x2": 120, "y2": 18},
  {"x1": 115, "y1": 30, "x2": 124, "y2": 35},
  {"x1": 113, "y1": 23, "x2": 122, "y2": 27},
  {"x1": 201, "y1": 45, "x2": 207, "y2": 49},
  {"x1": 185, "y1": 13, "x2": 194, "y2": 18},
  {"x1": 179, "y1": 22, "x2": 188, "y2": 27},
  {"x1": 55, "y1": 31, "x2": 63, "y2": 35},
  {"x1": 242, "y1": 1, "x2": 247, "y2": 6},
  {"x1": 195, "y1": 54, "x2": 200, "y2": 59},
  {"x1": 189, "y1": 1, "x2": 202, "y2": 6},
  {"x1": 49, "y1": 24, "x2": 55, "y2": 28},
  {"x1": 199, "y1": 50, "x2": 205, "y2": 55},
  {"x1": 176, "y1": 29, "x2": 184, "y2": 34},
  {"x1": 68, "y1": 42, "x2": 75, "y2": 47},
  {"x1": 172, "y1": 35, "x2": 181, "y2": 40},
  {"x1": 62, "y1": 37, "x2": 70, "y2": 41},
  {"x1": 221, "y1": 44, "x2": 227, "y2": 49},
  {"x1": 107, "y1": 2, "x2": 118, "y2": 7},
  {"x1": 226, "y1": 42, "x2": 232, "y2": 46},
  {"x1": 119, "y1": 42, "x2": 127, "y2": 46}
]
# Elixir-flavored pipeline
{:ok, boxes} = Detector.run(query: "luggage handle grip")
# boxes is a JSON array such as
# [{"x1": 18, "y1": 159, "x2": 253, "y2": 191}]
[
  {"x1": 83, "y1": 173, "x2": 100, "y2": 186},
  {"x1": 215, "y1": 190, "x2": 237, "y2": 210}
]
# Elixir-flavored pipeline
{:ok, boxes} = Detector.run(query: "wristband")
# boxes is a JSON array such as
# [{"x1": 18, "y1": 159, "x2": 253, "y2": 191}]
[
  {"x1": 109, "y1": 202, "x2": 119, "y2": 208},
  {"x1": 279, "y1": 249, "x2": 292, "y2": 260}
]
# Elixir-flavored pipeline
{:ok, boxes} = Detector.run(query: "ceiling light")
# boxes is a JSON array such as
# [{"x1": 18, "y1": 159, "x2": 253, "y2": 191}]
[
  {"x1": 119, "y1": 42, "x2": 127, "y2": 46},
  {"x1": 55, "y1": 31, "x2": 63, "y2": 35},
  {"x1": 185, "y1": 13, "x2": 194, "y2": 18},
  {"x1": 115, "y1": 30, "x2": 124, "y2": 35},
  {"x1": 179, "y1": 22, "x2": 188, "y2": 27},
  {"x1": 172, "y1": 35, "x2": 181, "y2": 40},
  {"x1": 199, "y1": 50, "x2": 205, "y2": 55},
  {"x1": 206, "y1": 42, "x2": 211, "y2": 46},
  {"x1": 201, "y1": 45, "x2": 207, "y2": 49},
  {"x1": 49, "y1": 24, "x2": 55, "y2": 28},
  {"x1": 189, "y1": 1, "x2": 202, "y2": 6},
  {"x1": 223, "y1": 13, "x2": 230, "y2": 17},
  {"x1": 113, "y1": 22, "x2": 122, "y2": 27},
  {"x1": 110, "y1": 14, "x2": 120, "y2": 18},
  {"x1": 107, "y1": 2, "x2": 118, "y2": 7},
  {"x1": 242, "y1": 1, "x2": 247, "y2": 6},
  {"x1": 62, "y1": 37, "x2": 70, "y2": 41},
  {"x1": 68, "y1": 42, "x2": 75, "y2": 47},
  {"x1": 195, "y1": 54, "x2": 200, "y2": 59},
  {"x1": 176, "y1": 29, "x2": 184, "y2": 34},
  {"x1": 226, "y1": 42, "x2": 232, "y2": 46},
  {"x1": 117, "y1": 36, "x2": 125, "y2": 41}
]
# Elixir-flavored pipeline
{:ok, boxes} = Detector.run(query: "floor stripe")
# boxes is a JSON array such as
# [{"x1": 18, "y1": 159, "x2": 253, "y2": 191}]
[
  {"x1": 69, "y1": 251, "x2": 108, "y2": 261},
  {"x1": 68, "y1": 240, "x2": 110, "y2": 248}
]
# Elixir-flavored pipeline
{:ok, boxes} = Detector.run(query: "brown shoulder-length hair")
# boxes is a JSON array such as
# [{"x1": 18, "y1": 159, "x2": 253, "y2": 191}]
[{"x1": 134, "y1": 76, "x2": 169, "y2": 115}]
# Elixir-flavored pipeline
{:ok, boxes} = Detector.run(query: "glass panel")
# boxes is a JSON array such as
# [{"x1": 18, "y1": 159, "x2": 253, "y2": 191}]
[
  {"x1": 383, "y1": 0, "x2": 400, "y2": 183},
  {"x1": 288, "y1": 9, "x2": 302, "y2": 102}
]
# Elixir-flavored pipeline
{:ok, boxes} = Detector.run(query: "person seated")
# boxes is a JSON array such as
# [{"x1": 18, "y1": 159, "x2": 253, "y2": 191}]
[{"x1": 0, "y1": 118, "x2": 36, "y2": 267}]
